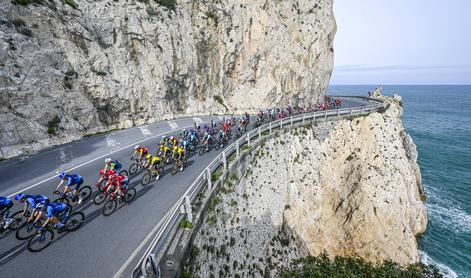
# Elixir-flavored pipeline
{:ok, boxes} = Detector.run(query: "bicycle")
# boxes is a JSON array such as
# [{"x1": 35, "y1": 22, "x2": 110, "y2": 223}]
[
  {"x1": 171, "y1": 157, "x2": 187, "y2": 175},
  {"x1": 0, "y1": 210, "x2": 28, "y2": 234},
  {"x1": 141, "y1": 165, "x2": 164, "y2": 186},
  {"x1": 53, "y1": 185, "x2": 92, "y2": 206},
  {"x1": 128, "y1": 157, "x2": 146, "y2": 175},
  {"x1": 198, "y1": 140, "x2": 214, "y2": 155},
  {"x1": 26, "y1": 211, "x2": 85, "y2": 252},
  {"x1": 15, "y1": 211, "x2": 44, "y2": 240},
  {"x1": 102, "y1": 188, "x2": 136, "y2": 216},
  {"x1": 93, "y1": 183, "x2": 117, "y2": 205}
]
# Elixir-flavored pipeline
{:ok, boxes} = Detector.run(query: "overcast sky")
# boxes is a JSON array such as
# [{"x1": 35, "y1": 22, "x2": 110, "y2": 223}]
[{"x1": 330, "y1": 0, "x2": 471, "y2": 85}]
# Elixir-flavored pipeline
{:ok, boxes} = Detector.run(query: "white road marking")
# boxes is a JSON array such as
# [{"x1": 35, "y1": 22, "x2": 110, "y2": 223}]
[
  {"x1": 6, "y1": 124, "x2": 193, "y2": 198},
  {"x1": 168, "y1": 121, "x2": 178, "y2": 130},
  {"x1": 139, "y1": 126, "x2": 152, "y2": 136},
  {"x1": 106, "y1": 134, "x2": 119, "y2": 147}
]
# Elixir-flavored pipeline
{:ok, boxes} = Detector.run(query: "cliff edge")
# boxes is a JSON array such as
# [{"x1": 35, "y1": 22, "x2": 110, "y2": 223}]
[
  {"x1": 0, "y1": 0, "x2": 336, "y2": 158},
  {"x1": 189, "y1": 94, "x2": 427, "y2": 277}
]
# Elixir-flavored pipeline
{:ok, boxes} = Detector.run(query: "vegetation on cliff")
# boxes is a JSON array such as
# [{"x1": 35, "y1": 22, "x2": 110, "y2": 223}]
[{"x1": 280, "y1": 253, "x2": 441, "y2": 278}]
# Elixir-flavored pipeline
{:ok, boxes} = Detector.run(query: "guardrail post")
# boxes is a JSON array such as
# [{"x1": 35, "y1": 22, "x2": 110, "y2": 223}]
[
  {"x1": 258, "y1": 127, "x2": 261, "y2": 139},
  {"x1": 303, "y1": 114, "x2": 305, "y2": 123},
  {"x1": 148, "y1": 253, "x2": 160, "y2": 277},
  {"x1": 235, "y1": 140, "x2": 240, "y2": 157},
  {"x1": 206, "y1": 168, "x2": 212, "y2": 191},
  {"x1": 324, "y1": 110, "x2": 327, "y2": 119},
  {"x1": 247, "y1": 133, "x2": 251, "y2": 147},
  {"x1": 360, "y1": 106, "x2": 364, "y2": 114},
  {"x1": 337, "y1": 109, "x2": 340, "y2": 117},
  {"x1": 269, "y1": 122, "x2": 272, "y2": 133},
  {"x1": 222, "y1": 152, "x2": 227, "y2": 170},
  {"x1": 350, "y1": 108, "x2": 353, "y2": 115},
  {"x1": 185, "y1": 195, "x2": 193, "y2": 223},
  {"x1": 280, "y1": 119, "x2": 283, "y2": 129},
  {"x1": 290, "y1": 116, "x2": 293, "y2": 125}
]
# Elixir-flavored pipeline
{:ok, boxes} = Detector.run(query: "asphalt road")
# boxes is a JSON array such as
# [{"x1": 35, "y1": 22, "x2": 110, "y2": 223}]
[{"x1": 0, "y1": 97, "x2": 370, "y2": 278}]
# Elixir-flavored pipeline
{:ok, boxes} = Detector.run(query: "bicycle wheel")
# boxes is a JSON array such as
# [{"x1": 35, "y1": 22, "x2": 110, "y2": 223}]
[
  {"x1": 156, "y1": 167, "x2": 164, "y2": 180},
  {"x1": 93, "y1": 191, "x2": 108, "y2": 205},
  {"x1": 171, "y1": 163, "x2": 179, "y2": 175},
  {"x1": 119, "y1": 169, "x2": 129, "y2": 176},
  {"x1": 124, "y1": 188, "x2": 136, "y2": 203},
  {"x1": 103, "y1": 200, "x2": 117, "y2": 216},
  {"x1": 198, "y1": 147, "x2": 205, "y2": 156},
  {"x1": 65, "y1": 212, "x2": 85, "y2": 232},
  {"x1": 16, "y1": 222, "x2": 37, "y2": 240},
  {"x1": 27, "y1": 229, "x2": 54, "y2": 252},
  {"x1": 141, "y1": 172, "x2": 152, "y2": 186},
  {"x1": 98, "y1": 179, "x2": 108, "y2": 191},
  {"x1": 8, "y1": 211, "x2": 26, "y2": 230},
  {"x1": 53, "y1": 196, "x2": 70, "y2": 205},
  {"x1": 78, "y1": 186, "x2": 92, "y2": 203},
  {"x1": 128, "y1": 162, "x2": 138, "y2": 175}
]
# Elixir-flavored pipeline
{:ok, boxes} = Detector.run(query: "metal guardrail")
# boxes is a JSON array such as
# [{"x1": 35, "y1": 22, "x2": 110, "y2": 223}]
[{"x1": 132, "y1": 97, "x2": 385, "y2": 277}]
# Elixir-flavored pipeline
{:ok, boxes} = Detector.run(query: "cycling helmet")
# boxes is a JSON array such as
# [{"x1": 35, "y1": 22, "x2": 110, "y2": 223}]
[
  {"x1": 146, "y1": 154, "x2": 152, "y2": 159},
  {"x1": 134, "y1": 145, "x2": 140, "y2": 150},
  {"x1": 59, "y1": 172, "x2": 67, "y2": 179},
  {"x1": 173, "y1": 146, "x2": 178, "y2": 151},
  {"x1": 169, "y1": 136, "x2": 174, "y2": 140},
  {"x1": 105, "y1": 158, "x2": 112, "y2": 163},
  {"x1": 162, "y1": 135, "x2": 167, "y2": 140},
  {"x1": 15, "y1": 193, "x2": 26, "y2": 201}
]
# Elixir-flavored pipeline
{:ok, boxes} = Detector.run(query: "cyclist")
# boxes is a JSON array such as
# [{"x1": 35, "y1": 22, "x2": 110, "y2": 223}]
[
  {"x1": 172, "y1": 146, "x2": 185, "y2": 171},
  {"x1": 104, "y1": 158, "x2": 122, "y2": 173},
  {"x1": 109, "y1": 174, "x2": 129, "y2": 199},
  {"x1": 55, "y1": 172, "x2": 84, "y2": 204},
  {"x1": 201, "y1": 132, "x2": 213, "y2": 150},
  {"x1": 216, "y1": 129, "x2": 226, "y2": 146},
  {"x1": 159, "y1": 144, "x2": 172, "y2": 163},
  {"x1": 15, "y1": 193, "x2": 49, "y2": 223},
  {"x1": 168, "y1": 136, "x2": 179, "y2": 148},
  {"x1": 0, "y1": 196, "x2": 14, "y2": 229},
  {"x1": 180, "y1": 139, "x2": 191, "y2": 153},
  {"x1": 34, "y1": 201, "x2": 70, "y2": 230},
  {"x1": 159, "y1": 136, "x2": 169, "y2": 146},
  {"x1": 96, "y1": 168, "x2": 117, "y2": 189},
  {"x1": 132, "y1": 145, "x2": 148, "y2": 163},
  {"x1": 144, "y1": 154, "x2": 162, "y2": 172}
]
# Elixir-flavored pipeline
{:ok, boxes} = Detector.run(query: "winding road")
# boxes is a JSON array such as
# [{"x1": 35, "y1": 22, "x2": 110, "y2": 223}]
[{"x1": 0, "y1": 97, "x2": 371, "y2": 278}]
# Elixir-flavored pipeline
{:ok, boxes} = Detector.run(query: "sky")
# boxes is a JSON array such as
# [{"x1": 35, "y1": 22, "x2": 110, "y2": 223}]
[{"x1": 330, "y1": 0, "x2": 471, "y2": 85}]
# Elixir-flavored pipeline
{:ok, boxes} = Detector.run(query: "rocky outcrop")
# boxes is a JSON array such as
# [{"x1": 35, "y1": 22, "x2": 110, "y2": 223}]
[
  {"x1": 0, "y1": 0, "x2": 336, "y2": 158},
  {"x1": 188, "y1": 96, "x2": 427, "y2": 277}
]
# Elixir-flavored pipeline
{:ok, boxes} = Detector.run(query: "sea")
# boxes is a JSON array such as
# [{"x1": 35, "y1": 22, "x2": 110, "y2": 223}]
[{"x1": 328, "y1": 85, "x2": 471, "y2": 278}]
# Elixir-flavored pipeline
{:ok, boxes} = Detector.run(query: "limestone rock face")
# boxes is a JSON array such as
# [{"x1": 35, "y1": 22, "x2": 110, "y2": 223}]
[
  {"x1": 0, "y1": 0, "x2": 336, "y2": 158},
  {"x1": 190, "y1": 97, "x2": 427, "y2": 277}
]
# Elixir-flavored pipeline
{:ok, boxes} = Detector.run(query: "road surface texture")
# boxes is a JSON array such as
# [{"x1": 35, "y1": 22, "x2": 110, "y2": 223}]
[{"x1": 0, "y1": 97, "x2": 369, "y2": 278}]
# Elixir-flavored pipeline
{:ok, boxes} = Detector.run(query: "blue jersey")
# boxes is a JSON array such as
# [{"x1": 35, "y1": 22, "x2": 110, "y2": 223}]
[
  {"x1": 46, "y1": 203, "x2": 68, "y2": 218},
  {"x1": 65, "y1": 174, "x2": 83, "y2": 186},
  {"x1": 26, "y1": 195, "x2": 48, "y2": 209},
  {"x1": 0, "y1": 197, "x2": 12, "y2": 208}
]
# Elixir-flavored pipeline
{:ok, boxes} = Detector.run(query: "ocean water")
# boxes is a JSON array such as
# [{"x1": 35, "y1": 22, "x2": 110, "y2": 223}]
[{"x1": 328, "y1": 85, "x2": 471, "y2": 278}]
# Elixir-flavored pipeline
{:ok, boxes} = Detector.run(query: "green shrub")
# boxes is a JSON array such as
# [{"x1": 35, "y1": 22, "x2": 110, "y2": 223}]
[
  {"x1": 47, "y1": 127, "x2": 57, "y2": 135},
  {"x1": 211, "y1": 170, "x2": 222, "y2": 182},
  {"x1": 64, "y1": 0, "x2": 77, "y2": 9},
  {"x1": 95, "y1": 70, "x2": 107, "y2": 76},
  {"x1": 213, "y1": 95, "x2": 228, "y2": 112},
  {"x1": 155, "y1": 0, "x2": 176, "y2": 10},
  {"x1": 179, "y1": 219, "x2": 194, "y2": 229},
  {"x1": 280, "y1": 253, "x2": 441, "y2": 278},
  {"x1": 11, "y1": 0, "x2": 30, "y2": 5}
]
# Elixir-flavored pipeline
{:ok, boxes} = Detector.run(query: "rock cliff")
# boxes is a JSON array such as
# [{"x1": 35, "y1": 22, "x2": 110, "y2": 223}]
[
  {"x1": 0, "y1": 0, "x2": 336, "y2": 158},
  {"x1": 188, "y1": 95, "x2": 427, "y2": 277}
]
